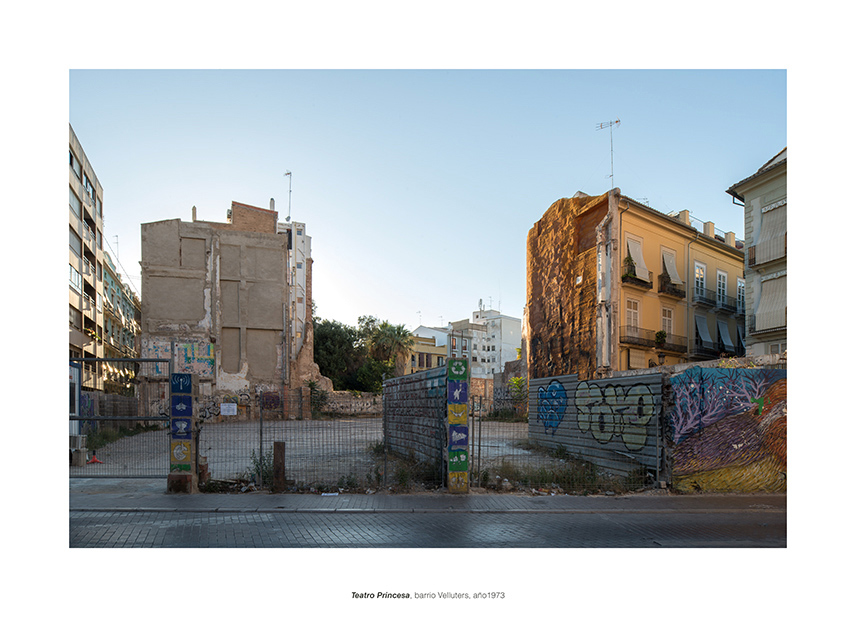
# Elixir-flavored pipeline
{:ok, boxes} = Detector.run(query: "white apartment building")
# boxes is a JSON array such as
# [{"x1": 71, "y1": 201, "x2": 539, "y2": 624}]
[{"x1": 415, "y1": 306, "x2": 522, "y2": 379}]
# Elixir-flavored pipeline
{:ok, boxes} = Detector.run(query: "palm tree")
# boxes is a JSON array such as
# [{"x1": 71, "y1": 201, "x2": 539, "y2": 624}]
[{"x1": 370, "y1": 322, "x2": 414, "y2": 377}]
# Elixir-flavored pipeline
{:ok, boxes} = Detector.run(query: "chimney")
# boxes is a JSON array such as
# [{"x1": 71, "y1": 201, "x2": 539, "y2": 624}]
[
  {"x1": 725, "y1": 231, "x2": 736, "y2": 247},
  {"x1": 703, "y1": 221, "x2": 715, "y2": 238},
  {"x1": 192, "y1": 205, "x2": 197, "y2": 222},
  {"x1": 270, "y1": 198, "x2": 275, "y2": 211},
  {"x1": 678, "y1": 210, "x2": 690, "y2": 225}
]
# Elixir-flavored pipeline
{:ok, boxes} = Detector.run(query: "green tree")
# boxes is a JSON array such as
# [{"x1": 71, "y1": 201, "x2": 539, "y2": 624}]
[
  {"x1": 313, "y1": 319, "x2": 362, "y2": 391},
  {"x1": 370, "y1": 322, "x2": 414, "y2": 377}
]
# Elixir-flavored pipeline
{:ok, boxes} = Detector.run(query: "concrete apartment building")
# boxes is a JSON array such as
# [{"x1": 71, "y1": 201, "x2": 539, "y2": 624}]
[
  {"x1": 726, "y1": 148, "x2": 787, "y2": 357},
  {"x1": 525, "y1": 189, "x2": 745, "y2": 381},
  {"x1": 140, "y1": 200, "x2": 327, "y2": 399},
  {"x1": 69, "y1": 124, "x2": 106, "y2": 390}
]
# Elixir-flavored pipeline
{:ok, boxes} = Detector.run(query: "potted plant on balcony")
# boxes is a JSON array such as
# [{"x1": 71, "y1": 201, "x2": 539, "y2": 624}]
[
  {"x1": 655, "y1": 330, "x2": 668, "y2": 348},
  {"x1": 622, "y1": 255, "x2": 636, "y2": 282}
]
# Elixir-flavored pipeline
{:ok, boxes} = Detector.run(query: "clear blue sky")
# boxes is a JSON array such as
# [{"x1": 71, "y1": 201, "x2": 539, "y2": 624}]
[{"x1": 69, "y1": 69, "x2": 785, "y2": 330}]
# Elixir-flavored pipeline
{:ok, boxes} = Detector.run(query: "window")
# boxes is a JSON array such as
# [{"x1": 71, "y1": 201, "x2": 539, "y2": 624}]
[
  {"x1": 82, "y1": 173, "x2": 95, "y2": 202},
  {"x1": 717, "y1": 271, "x2": 727, "y2": 304},
  {"x1": 451, "y1": 337, "x2": 457, "y2": 350},
  {"x1": 69, "y1": 228, "x2": 82, "y2": 256},
  {"x1": 661, "y1": 307, "x2": 673, "y2": 335},
  {"x1": 737, "y1": 279, "x2": 745, "y2": 314},
  {"x1": 418, "y1": 353, "x2": 425, "y2": 367},
  {"x1": 69, "y1": 149, "x2": 81, "y2": 178},
  {"x1": 296, "y1": 262, "x2": 303, "y2": 269},
  {"x1": 462, "y1": 339, "x2": 468, "y2": 352},
  {"x1": 694, "y1": 262, "x2": 706, "y2": 295},
  {"x1": 626, "y1": 298, "x2": 639, "y2": 328},
  {"x1": 425, "y1": 354, "x2": 431, "y2": 368},
  {"x1": 69, "y1": 187, "x2": 81, "y2": 218},
  {"x1": 69, "y1": 265, "x2": 82, "y2": 292},
  {"x1": 69, "y1": 306, "x2": 82, "y2": 329}
]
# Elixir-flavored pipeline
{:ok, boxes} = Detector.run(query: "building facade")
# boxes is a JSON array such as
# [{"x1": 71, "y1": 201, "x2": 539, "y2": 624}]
[
  {"x1": 726, "y1": 148, "x2": 787, "y2": 357},
  {"x1": 525, "y1": 189, "x2": 745, "y2": 381},
  {"x1": 140, "y1": 201, "x2": 328, "y2": 399},
  {"x1": 404, "y1": 335, "x2": 447, "y2": 375},
  {"x1": 69, "y1": 124, "x2": 106, "y2": 389}
]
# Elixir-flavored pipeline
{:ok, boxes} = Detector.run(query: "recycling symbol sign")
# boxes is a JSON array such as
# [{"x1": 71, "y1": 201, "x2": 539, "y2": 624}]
[{"x1": 447, "y1": 358, "x2": 468, "y2": 381}]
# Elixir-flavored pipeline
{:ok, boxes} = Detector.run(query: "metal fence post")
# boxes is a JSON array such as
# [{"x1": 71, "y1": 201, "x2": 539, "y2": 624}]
[{"x1": 258, "y1": 395, "x2": 264, "y2": 486}]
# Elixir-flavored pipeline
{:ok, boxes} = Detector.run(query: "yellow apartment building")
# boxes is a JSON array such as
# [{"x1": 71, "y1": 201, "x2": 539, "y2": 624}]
[
  {"x1": 614, "y1": 198, "x2": 746, "y2": 371},
  {"x1": 525, "y1": 189, "x2": 745, "y2": 381},
  {"x1": 404, "y1": 335, "x2": 447, "y2": 375}
]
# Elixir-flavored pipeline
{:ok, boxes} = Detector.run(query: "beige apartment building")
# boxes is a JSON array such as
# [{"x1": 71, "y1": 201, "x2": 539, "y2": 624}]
[
  {"x1": 726, "y1": 148, "x2": 787, "y2": 357},
  {"x1": 404, "y1": 335, "x2": 447, "y2": 375},
  {"x1": 140, "y1": 201, "x2": 327, "y2": 398},
  {"x1": 69, "y1": 124, "x2": 106, "y2": 389}
]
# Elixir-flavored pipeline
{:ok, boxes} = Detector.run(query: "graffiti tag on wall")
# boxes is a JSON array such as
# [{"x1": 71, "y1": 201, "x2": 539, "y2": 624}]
[
  {"x1": 143, "y1": 339, "x2": 215, "y2": 377},
  {"x1": 536, "y1": 378, "x2": 658, "y2": 451}
]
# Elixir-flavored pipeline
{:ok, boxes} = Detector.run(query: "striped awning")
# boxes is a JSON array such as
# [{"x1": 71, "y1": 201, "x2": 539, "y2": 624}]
[
  {"x1": 628, "y1": 349, "x2": 649, "y2": 369},
  {"x1": 755, "y1": 276, "x2": 787, "y2": 331},
  {"x1": 663, "y1": 252, "x2": 683, "y2": 285},
  {"x1": 717, "y1": 320, "x2": 735, "y2": 351},
  {"x1": 695, "y1": 316, "x2": 715, "y2": 348},
  {"x1": 758, "y1": 204, "x2": 787, "y2": 243},
  {"x1": 627, "y1": 239, "x2": 649, "y2": 281},
  {"x1": 737, "y1": 323, "x2": 745, "y2": 349}
]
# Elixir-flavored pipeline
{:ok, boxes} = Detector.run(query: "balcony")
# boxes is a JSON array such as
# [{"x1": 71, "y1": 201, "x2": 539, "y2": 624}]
[
  {"x1": 621, "y1": 272, "x2": 653, "y2": 290},
  {"x1": 715, "y1": 293, "x2": 738, "y2": 315},
  {"x1": 620, "y1": 326, "x2": 688, "y2": 353},
  {"x1": 692, "y1": 286, "x2": 717, "y2": 307},
  {"x1": 658, "y1": 274, "x2": 686, "y2": 299}
]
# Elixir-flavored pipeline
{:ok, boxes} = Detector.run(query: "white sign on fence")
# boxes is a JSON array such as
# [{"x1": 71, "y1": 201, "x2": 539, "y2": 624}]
[{"x1": 220, "y1": 403, "x2": 238, "y2": 416}]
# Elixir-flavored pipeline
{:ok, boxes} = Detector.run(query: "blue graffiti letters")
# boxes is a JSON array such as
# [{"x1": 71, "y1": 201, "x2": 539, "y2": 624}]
[{"x1": 537, "y1": 380, "x2": 568, "y2": 436}]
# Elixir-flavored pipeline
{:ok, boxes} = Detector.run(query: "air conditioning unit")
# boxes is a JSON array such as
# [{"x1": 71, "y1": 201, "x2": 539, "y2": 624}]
[{"x1": 226, "y1": 208, "x2": 232, "y2": 221}]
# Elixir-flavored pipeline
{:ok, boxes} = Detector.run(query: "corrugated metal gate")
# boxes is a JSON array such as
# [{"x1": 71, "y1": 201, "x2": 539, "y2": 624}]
[{"x1": 528, "y1": 373, "x2": 663, "y2": 478}]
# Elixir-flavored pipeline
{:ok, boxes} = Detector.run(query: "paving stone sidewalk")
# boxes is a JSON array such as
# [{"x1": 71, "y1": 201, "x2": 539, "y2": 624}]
[{"x1": 70, "y1": 477, "x2": 787, "y2": 514}]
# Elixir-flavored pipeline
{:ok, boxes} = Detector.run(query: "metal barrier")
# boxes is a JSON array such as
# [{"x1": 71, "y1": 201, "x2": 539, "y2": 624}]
[{"x1": 69, "y1": 358, "x2": 171, "y2": 477}]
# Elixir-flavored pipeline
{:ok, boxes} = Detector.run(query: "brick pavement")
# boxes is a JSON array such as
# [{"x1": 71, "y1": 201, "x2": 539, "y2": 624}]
[{"x1": 69, "y1": 478, "x2": 786, "y2": 548}]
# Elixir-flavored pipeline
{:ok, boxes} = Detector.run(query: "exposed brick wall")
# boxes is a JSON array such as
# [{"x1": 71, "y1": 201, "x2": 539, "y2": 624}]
[
  {"x1": 525, "y1": 195, "x2": 609, "y2": 381},
  {"x1": 382, "y1": 367, "x2": 446, "y2": 468},
  {"x1": 209, "y1": 201, "x2": 278, "y2": 234}
]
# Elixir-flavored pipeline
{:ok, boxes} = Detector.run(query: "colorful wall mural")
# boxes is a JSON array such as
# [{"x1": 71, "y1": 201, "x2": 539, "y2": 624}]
[{"x1": 669, "y1": 367, "x2": 787, "y2": 493}]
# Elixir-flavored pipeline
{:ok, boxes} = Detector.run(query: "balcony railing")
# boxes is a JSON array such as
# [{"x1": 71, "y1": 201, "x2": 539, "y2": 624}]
[
  {"x1": 692, "y1": 286, "x2": 717, "y2": 307},
  {"x1": 658, "y1": 274, "x2": 686, "y2": 299},
  {"x1": 715, "y1": 292, "x2": 738, "y2": 314},
  {"x1": 620, "y1": 326, "x2": 688, "y2": 352},
  {"x1": 621, "y1": 272, "x2": 653, "y2": 290}
]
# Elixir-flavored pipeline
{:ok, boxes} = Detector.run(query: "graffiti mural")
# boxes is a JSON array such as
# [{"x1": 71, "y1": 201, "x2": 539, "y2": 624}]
[
  {"x1": 669, "y1": 367, "x2": 787, "y2": 492},
  {"x1": 530, "y1": 373, "x2": 662, "y2": 477},
  {"x1": 574, "y1": 381, "x2": 655, "y2": 451}
]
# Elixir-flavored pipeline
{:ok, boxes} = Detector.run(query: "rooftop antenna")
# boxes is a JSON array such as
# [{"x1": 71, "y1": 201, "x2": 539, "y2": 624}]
[
  {"x1": 283, "y1": 171, "x2": 292, "y2": 222},
  {"x1": 596, "y1": 119, "x2": 620, "y2": 189},
  {"x1": 113, "y1": 235, "x2": 119, "y2": 260},
  {"x1": 417, "y1": 310, "x2": 422, "y2": 325}
]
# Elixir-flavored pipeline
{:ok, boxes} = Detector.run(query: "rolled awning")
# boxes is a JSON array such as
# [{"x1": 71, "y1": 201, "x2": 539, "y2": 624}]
[
  {"x1": 627, "y1": 239, "x2": 649, "y2": 281},
  {"x1": 663, "y1": 252, "x2": 683, "y2": 285}
]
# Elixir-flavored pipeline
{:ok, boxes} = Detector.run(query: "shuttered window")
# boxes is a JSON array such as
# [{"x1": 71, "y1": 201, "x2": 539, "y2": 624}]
[
  {"x1": 627, "y1": 238, "x2": 649, "y2": 281},
  {"x1": 755, "y1": 276, "x2": 787, "y2": 331}
]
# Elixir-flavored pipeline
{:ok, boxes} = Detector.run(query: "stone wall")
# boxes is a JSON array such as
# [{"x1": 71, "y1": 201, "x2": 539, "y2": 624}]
[{"x1": 525, "y1": 194, "x2": 610, "y2": 381}]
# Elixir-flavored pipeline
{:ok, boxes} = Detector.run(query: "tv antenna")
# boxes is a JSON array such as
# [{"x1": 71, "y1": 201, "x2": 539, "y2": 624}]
[
  {"x1": 596, "y1": 119, "x2": 620, "y2": 189},
  {"x1": 283, "y1": 171, "x2": 292, "y2": 222}
]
